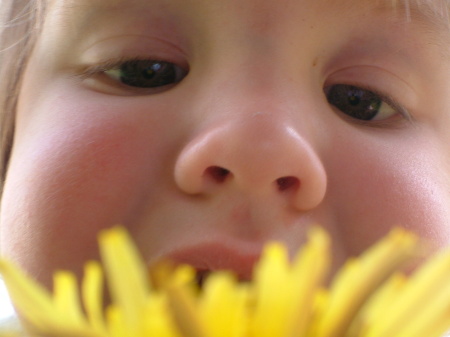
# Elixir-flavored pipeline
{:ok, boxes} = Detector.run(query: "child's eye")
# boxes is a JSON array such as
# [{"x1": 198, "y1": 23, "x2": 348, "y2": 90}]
[
  {"x1": 103, "y1": 59, "x2": 187, "y2": 89},
  {"x1": 325, "y1": 84, "x2": 397, "y2": 121}
]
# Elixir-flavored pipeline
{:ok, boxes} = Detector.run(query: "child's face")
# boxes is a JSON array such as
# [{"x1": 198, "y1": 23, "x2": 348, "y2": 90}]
[{"x1": 1, "y1": 0, "x2": 450, "y2": 285}]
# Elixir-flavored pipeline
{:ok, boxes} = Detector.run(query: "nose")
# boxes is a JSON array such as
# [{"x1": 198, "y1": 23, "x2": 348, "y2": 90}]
[{"x1": 174, "y1": 114, "x2": 327, "y2": 211}]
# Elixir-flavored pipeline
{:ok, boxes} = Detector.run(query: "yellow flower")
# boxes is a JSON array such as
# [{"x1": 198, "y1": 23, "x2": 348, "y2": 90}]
[{"x1": 1, "y1": 226, "x2": 450, "y2": 337}]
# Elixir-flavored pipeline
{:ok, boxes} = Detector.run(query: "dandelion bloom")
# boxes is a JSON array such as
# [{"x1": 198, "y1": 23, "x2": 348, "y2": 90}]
[{"x1": 1, "y1": 226, "x2": 450, "y2": 337}]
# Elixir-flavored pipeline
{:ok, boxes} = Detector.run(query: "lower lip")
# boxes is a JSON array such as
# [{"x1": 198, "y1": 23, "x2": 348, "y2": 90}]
[{"x1": 167, "y1": 242, "x2": 263, "y2": 280}]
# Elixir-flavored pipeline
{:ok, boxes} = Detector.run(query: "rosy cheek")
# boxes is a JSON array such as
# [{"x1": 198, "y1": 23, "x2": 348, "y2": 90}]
[
  {"x1": 0, "y1": 96, "x2": 168, "y2": 285},
  {"x1": 326, "y1": 134, "x2": 450, "y2": 253}
]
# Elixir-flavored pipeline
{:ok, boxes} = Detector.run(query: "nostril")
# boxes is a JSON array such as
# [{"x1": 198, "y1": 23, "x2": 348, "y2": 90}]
[
  {"x1": 205, "y1": 166, "x2": 231, "y2": 183},
  {"x1": 276, "y1": 176, "x2": 300, "y2": 192}
]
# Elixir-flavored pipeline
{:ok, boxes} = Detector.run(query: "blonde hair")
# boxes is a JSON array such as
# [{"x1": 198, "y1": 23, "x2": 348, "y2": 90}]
[
  {"x1": 0, "y1": 0, "x2": 45, "y2": 193},
  {"x1": 0, "y1": 0, "x2": 447, "y2": 193}
]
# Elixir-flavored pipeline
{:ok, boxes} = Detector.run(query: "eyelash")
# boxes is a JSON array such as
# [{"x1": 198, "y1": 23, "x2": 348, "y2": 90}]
[
  {"x1": 77, "y1": 56, "x2": 188, "y2": 90},
  {"x1": 77, "y1": 58, "x2": 412, "y2": 125},
  {"x1": 79, "y1": 56, "x2": 163, "y2": 77},
  {"x1": 324, "y1": 83, "x2": 412, "y2": 124},
  {"x1": 78, "y1": 56, "x2": 131, "y2": 79}
]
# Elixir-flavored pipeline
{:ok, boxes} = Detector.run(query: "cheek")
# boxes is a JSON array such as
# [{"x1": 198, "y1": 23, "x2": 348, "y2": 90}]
[
  {"x1": 0, "y1": 94, "x2": 172, "y2": 285},
  {"x1": 327, "y1": 132, "x2": 450, "y2": 253}
]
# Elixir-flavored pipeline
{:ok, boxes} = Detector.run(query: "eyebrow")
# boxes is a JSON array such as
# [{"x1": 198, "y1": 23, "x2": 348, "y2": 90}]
[{"x1": 382, "y1": 0, "x2": 449, "y2": 28}]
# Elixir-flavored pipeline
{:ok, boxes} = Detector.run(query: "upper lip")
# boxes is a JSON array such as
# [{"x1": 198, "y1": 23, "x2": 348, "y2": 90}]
[{"x1": 166, "y1": 240, "x2": 265, "y2": 281}]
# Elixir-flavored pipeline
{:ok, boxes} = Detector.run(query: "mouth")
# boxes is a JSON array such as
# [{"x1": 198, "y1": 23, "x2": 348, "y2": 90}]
[
  {"x1": 164, "y1": 240, "x2": 264, "y2": 287},
  {"x1": 194, "y1": 269, "x2": 212, "y2": 288}
]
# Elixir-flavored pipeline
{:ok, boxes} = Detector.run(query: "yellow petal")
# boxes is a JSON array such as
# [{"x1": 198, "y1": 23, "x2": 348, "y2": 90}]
[
  {"x1": 250, "y1": 228, "x2": 330, "y2": 337},
  {"x1": 0, "y1": 259, "x2": 55, "y2": 331},
  {"x1": 99, "y1": 226, "x2": 150, "y2": 333},
  {"x1": 347, "y1": 273, "x2": 406, "y2": 337},
  {"x1": 105, "y1": 305, "x2": 128, "y2": 337},
  {"x1": 52, "y1": 271, "x2": 87, "y2": 327},
  {"x1": 250, "y1": 242, "x2": 292, "y2": 337},
  {"x1": 142, "y1": 294, "x2": 182, "y2": 337},
  {"x1": 395, "y1": 278, "x2": 450, "y2": 337},
  {"x1": 364, "y1": 249, "x2": 450, "y2": 337},
  {"x1": 314, "y1": 228, "x2": 417, "y2": 337},
  {"x1": 82, "y1": 261, "x2": 106, "y2": 335},
  {"x1": 167, "y1": 284, "x2": 209, "y2": 337},
  {"x1": 199, "y1": 272, "x2": 249, "y2": 337},
  {"x1": 289, "y1": 226, "x2": 330, "y2": 337}
]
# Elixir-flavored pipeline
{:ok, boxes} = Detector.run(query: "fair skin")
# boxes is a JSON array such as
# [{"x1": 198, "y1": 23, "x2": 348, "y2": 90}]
[{"x1": 1, "y1": 0, "x2": 450, "y2": 287}]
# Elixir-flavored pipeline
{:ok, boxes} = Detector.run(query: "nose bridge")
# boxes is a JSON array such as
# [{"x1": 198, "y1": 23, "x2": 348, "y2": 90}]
[
  {"x1": 200, "y1": 25, "x2": 294, "y2": 113},
  {"x1": 208, "y1": 114, "x2": 305, "y2": 187}
]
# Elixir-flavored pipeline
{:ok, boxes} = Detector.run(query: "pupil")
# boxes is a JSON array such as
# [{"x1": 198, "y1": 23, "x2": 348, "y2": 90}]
[
  {"x1": 327, "y1": 84, "x2": 382, "y2": 121},
  {"x1": 143, "y1": 68, "x2": 154, "y2": 79},
  {"x1": 348, "y1": 92, "x2": 361, "y2": 106},
  {"x1": 143, "y1": 63, "x2": 162, "y2": 79},
  {"x1": 119, "y1": 60, "x2": 179, "y2": 88}
]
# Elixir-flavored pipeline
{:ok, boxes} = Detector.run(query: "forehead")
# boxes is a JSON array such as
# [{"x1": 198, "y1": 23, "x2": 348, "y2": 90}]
[
  {"x1": 41, "y1": 0, "x2": 450, "y2": 66},
  {"x1": 55, "y1": 0, "x2": 448, "y2": 11},
  {"x1": 50, "y1": 0, "x2": 449, "y2": 30}
]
